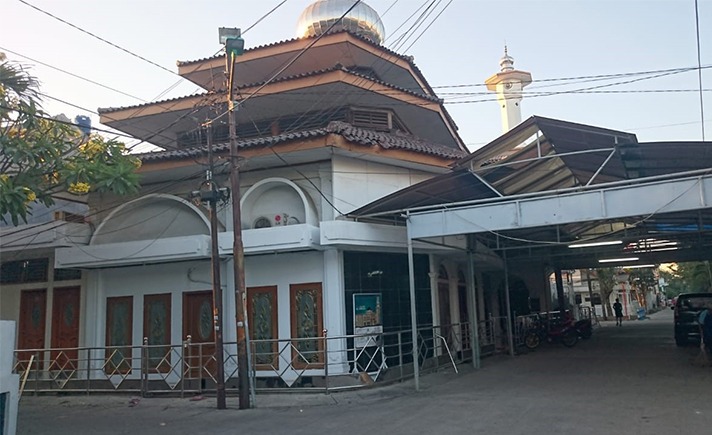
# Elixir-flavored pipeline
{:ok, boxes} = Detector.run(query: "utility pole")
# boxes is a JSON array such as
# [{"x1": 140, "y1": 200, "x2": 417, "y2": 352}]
[
  {"x1": 191, "y1": 123, "x2": 229, "y2": 409},
  {"x1": 206, "y1": 122, "x2": 227, "y2": 409},
  {"x1": 219, "y1": 27, "x2": 250, "y2": 409}
]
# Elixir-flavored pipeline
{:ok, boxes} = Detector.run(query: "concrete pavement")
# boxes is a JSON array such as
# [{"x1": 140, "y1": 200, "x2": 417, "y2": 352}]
[{"x1": 17, "y1": 308, "x2": 712, "y2": 434}]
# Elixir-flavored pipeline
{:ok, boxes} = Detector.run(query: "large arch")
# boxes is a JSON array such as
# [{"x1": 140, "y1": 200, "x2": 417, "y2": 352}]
[
  {"x1": 240, "y1": 177, "x2": 318, "y2": 230},
  {"x1": 91, "y1": 194, "x2": 210, "y2": 245}
]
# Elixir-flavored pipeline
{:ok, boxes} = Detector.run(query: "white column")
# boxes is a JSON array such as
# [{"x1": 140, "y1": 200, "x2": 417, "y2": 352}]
[
  {"x1": 0, "y1": 321, "x2": 20, "y2": 435},
  {"x1": 322, "y1": 249, "x2": 348, "y2": 374}
]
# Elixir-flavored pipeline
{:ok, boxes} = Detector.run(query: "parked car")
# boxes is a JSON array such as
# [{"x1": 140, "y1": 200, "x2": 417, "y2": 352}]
[{"x1": 672, "y1": 292, "x2": 712, "y2": 346}]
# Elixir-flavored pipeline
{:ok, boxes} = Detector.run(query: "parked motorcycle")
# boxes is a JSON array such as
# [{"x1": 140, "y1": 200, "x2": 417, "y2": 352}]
[
  {"x1": 524, "y1": 313, "x2": 578, "y2": 349},
  {"x1": 574, "y1": 318, "x2": 593, "y2": 340}
]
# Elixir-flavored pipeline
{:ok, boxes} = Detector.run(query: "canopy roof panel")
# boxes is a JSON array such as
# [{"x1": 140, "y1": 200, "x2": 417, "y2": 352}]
[{"x1": 351, "y1": 116, "x2": 712, "y2": 268}]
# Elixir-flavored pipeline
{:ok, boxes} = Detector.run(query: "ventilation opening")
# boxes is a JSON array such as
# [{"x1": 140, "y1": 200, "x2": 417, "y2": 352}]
[
  {"x1": 348, "y1": 107, "x2": 408, "y2": 132},
  {"x1": 253, "y1": 217, "x2": 272, "y2": 229}
]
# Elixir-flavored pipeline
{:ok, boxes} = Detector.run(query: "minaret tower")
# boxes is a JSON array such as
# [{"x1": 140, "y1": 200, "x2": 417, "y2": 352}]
[{"x1": 485, "y1": 46, "x2": 532, "y2": 133}]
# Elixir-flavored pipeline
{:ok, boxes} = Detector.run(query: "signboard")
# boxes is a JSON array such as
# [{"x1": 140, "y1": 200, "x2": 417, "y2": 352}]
[{"x1": 353, "y1": 293, "x2": 383, "y2": 349}]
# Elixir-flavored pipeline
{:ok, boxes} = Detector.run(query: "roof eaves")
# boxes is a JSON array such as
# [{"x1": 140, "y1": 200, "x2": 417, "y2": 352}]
[
  {"x1": 136, "y1": 122, "x2": 466, "y2": 163},
  {"x1": 98, "y1": 91, "x2": 213, "y2": 115},
  {"x1": 176, "y1": 30, "x2": 418, "y2": 68}
]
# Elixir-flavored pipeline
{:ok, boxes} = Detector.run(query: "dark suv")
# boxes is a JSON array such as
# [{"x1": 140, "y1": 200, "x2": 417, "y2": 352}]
[{"x1": 673, "y1": 292, "x2": 712, "y2": 346}]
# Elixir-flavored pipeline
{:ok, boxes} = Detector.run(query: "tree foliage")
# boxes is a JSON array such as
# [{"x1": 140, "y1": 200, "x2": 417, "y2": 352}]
[
  {"x1": 595, "y1": 267, "x2": 619, "y2": 319},
  {"x1": 0, "y1": 54, "x2": 140, "y2": 225},
  {"x1": 627, "y1": 267, "x2": 657, "y2": 308},
  {"x1": 659, "y1": 262, "x2": 712, "y2": 297}
]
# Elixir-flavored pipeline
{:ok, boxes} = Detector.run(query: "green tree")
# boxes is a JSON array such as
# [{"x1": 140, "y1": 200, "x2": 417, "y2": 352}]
[
  {"x1": 0, "y1": 54, "x2": 140, "y2": 225},
  {"x1": 627, "y1": 267, "x2": 657, "y2": 308},
  {"x1": 659, "y1": 268, "x2": 686, "y2": 297},
  {"x1": 595, "y1": 267, "x2": 618, "y2": 320},
  {"x1": 660, "y1": 262, "x2": 712, "y2": 296}
]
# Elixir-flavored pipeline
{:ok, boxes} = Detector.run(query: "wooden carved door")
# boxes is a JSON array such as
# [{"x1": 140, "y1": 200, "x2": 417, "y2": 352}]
[
  {"x1": 143, "y1": 293, "x2": 171, "y2": 373},
  {"x1": 105, "y1": 296, "x2": 133, "y2": 374},
  {"x1": 247, "y1": 286, "x2": 279, "y2": 370},
  {"x1": 50, "y1": 287, "x2": 80, "y2": 371},
  {"x1": 18, "y1": 289, "x2": 47, "y2": 370},
  {"x1": 183, "y1": 291, "x2": 215, "y2": 379},
  {"x1": 290, "y1": 283, "x2": 324, "y2": 369}
]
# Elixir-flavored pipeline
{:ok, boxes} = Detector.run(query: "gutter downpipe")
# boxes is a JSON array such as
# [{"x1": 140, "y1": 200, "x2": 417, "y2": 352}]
[{"x1": 406, "y1": 212, "x2": 420, "y2": 391}]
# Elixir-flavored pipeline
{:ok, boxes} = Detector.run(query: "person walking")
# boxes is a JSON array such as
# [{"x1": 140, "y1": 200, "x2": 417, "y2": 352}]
[{"x1": 613, "y1": 298, "x2": 624, "y2": 326}]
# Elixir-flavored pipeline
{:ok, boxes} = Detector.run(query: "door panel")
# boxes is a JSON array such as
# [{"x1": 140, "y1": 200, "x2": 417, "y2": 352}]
[
  {"x1": 143, "y1": 293, "x2": 172, "y2": 373},
  {"x1": 50, "y1": 287, "x2": 80, "y2": 371},
  {"x1": 290, "y1": 283, "x2": 324, "y2": 369},
  {"x1": 18, "y1": 289, "x2": 47, "y2": 370},
  {"x1": 247, "y1": 286, "x2": 279, "y2": 370},
  {"x1": 183, "y1": 291, "x2": 215, "y2": 379},
  {"x1": 105, "y1": 296, "x2": 133, "y2": 374}
]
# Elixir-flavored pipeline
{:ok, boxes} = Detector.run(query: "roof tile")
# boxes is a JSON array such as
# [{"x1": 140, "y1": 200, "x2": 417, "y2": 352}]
[{"x1": 137, "y1": 121, "x2": 467, "y2": 163}]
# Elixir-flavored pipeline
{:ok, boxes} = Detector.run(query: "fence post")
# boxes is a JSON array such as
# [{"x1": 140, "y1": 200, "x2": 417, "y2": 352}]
[
  {"x1": 183, "y1": 335, "x2": 191, "y2": 399},
  {"x1": 398, "y1": 332, "x2": 403, "y2": 380},
  {"x1": 141, "y1": 337, "x2": 148, "y2": 398},
  {"x1": 33, "y1": 351, "x2": 39, "y2": 396},
  {"x1": 197, "y1": 338, "x2": 202, "y2": 396},
  {"x1": 86, "y1": 347, "x2": 90, "y2": 395},
  {"x1": 323, "y1": 329, "x2": 329, "y2": 395}
]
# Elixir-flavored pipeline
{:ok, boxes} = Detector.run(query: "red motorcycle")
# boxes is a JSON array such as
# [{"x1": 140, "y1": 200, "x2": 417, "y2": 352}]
[{"x1": 524, "y1": 313, "x2": 578, "y2": 349}]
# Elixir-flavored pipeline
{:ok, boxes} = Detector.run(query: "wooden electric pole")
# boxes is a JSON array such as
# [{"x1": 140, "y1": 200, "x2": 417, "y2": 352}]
[
  {"x1": 206, "y1": 122, "x2": 227, "y2": 409},
  {"x1": 220, "y1": 27, "x2": 250, "y2": 409}
]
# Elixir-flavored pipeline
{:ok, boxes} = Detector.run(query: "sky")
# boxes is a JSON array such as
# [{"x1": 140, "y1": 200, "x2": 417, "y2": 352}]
[{"x1": 1, "y1": 0, "x2": 710, "y2": 152}]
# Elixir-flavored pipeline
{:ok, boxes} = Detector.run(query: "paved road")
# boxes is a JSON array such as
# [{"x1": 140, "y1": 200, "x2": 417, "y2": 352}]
[{"x1": 17, "y1": 308, "x2": 712, "y2": 434}]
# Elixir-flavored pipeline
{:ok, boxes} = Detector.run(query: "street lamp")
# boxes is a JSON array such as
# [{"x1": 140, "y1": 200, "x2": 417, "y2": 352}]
[{"x1": 219, "y1": 26, "x2": 251, "y2": 410}]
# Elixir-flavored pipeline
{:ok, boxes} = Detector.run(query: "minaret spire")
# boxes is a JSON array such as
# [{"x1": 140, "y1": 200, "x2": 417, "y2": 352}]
[{"x1": 485, "y1": 46, "x2": 532, "y2": 133}]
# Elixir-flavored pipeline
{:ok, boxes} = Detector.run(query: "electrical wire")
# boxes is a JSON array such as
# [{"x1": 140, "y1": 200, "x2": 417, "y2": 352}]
[
  {"x1": 694, "y1": 0, "x2": 706, "y2": 140},
  {"x1": 0, "y1": 45, "x2": 147, "y2": 103},
  {"x1": 2, "y1": 165, "x2": 210, "y2": 245},
  {"x1": 231, "y1": 0, "x2": 445, "y2": 215},
  {"x1": 231, "y1": 0, "x2": 460, "y2": 219},
  {"x1": 8, "y1": 0, "x2": 292, "y2": 153},
  {"x1": 2, "y1": 0, "x2": 295, "y2": 253},
  {"x1": 18, "y1": 0, "x2": 180, "y2": 78},
  {"x1": 400, "y1": 0, "x2": 454, "y2": 54},
  {"x1": 4, "y1": 0, "x2": 707, "y2": 255}
]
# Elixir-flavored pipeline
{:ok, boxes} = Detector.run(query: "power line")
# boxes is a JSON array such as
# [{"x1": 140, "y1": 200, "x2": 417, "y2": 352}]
[
  {"x1": 401, "y1": 0, "x2": 454, "y2": 54},
  {"x1": 18, "y1": 0, "x2": 180, "y2": 77},
  {"x1": 242, "y1": 0, "x2": 290, "y2": 34},
  {"x1": 1, "y1": 103, "x2": 139, "y2": 140},
  {"x1": 0, "y1": 45, "x2": 147, "y2": 103},
  {"x1": 2, "y1": 165, "x2": 210, "y2": 247},
  {"x1": 431, "y1": 65, "x2": 711, "y2": 89},
  {"x1": 2, "y1": 0, "x2": 296, "y2": 252},
  {"x1": 280, "y1": 0, "x2": 450, "y2": 136},
  {"x1": 236, "y1": 0, "x2": 459, "y2": 217},
  {"x1": 8, "y1": 0, "x2": 291, "y2": 153},
  {"x1": 694, "y1": 0, "x2": 706, "y2": 140}
]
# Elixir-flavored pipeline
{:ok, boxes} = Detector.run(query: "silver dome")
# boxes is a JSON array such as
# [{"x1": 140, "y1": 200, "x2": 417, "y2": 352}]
[{"x1": 296, "y1": 0, "x2": 386, "y2": 44}]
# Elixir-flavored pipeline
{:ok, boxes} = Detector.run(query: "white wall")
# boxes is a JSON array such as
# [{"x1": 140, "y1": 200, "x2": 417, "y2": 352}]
[
  {"x1": 331, "y1": 155, "x2": 435, "y2": 215},
  {"x1": 93, "y1": 260, "x2": 216, "y2": 349},
  {"x1": 241, "y1": 250, "x2": 325, "y2": 344},
  {"x1": 0, "y1": 321, "x2": 19, "y2": 435}
]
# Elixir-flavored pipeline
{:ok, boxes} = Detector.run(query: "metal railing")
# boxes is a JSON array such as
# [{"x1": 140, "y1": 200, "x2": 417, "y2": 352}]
[{"x1": 12, "y1": 321, "x2": 517, "y2": 396}]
